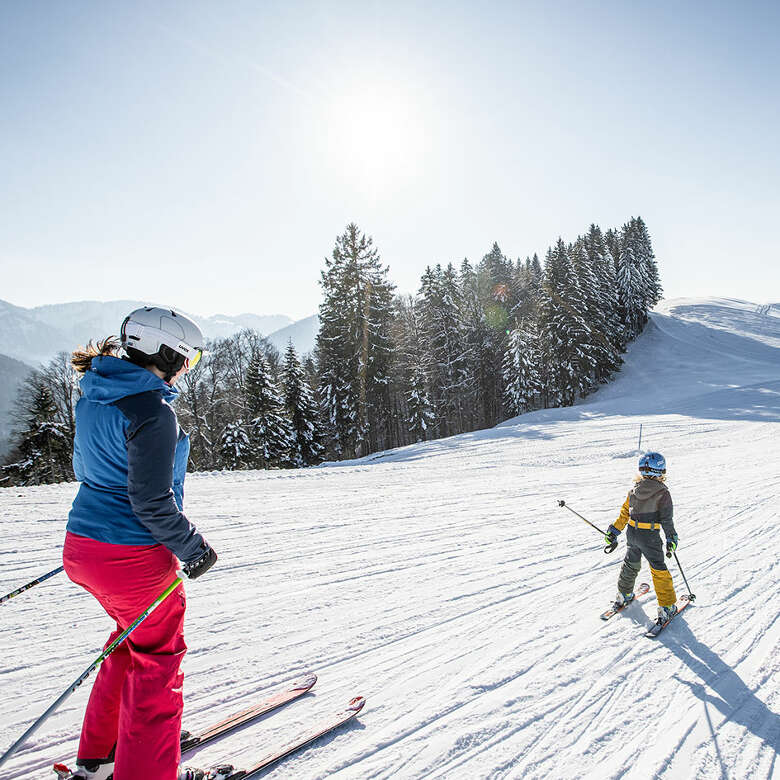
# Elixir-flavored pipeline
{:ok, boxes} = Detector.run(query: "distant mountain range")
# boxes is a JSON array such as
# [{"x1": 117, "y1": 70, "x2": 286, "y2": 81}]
[
  {"x1": 0, "y1": 299, "x2": 319, "y2": 366},
  {"x1": 0, "y1": 299, "x2": 320, "y2": 460}
]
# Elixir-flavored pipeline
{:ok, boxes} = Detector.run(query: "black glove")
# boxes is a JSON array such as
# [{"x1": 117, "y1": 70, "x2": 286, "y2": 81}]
[
  {"x1": 182, "y1": 541, "x2": 218, "y2": 580},
  {"x1": 665, "y1": 535, "x2": 679, "y2": 557},
  {"x1": 604, "y1": 524, "x2": 620, "y2": 553}
]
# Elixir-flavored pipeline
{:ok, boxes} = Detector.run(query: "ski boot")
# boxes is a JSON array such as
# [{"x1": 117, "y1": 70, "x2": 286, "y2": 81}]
[
  {"x1": 53, "y1": 760, "x2": 113, "y2": 779},
  {"x1": 179, "y1": 765, "x2": 235, "y2": 780},
  {"x1": 612, "y1": 591, "x2": 635, "y2": 610},
  {"x1": 656, "y1": 603, "x2": 678, "y2": 626}
]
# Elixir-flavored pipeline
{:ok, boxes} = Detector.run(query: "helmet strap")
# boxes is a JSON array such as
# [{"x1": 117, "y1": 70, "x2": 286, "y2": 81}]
[{"x1": 125, "y1": 345, "x2": 185, "y2": 383}]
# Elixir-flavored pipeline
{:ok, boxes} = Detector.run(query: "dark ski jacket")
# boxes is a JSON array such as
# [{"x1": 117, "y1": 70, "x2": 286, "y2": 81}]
[
  {"x1": 613, "y1": 476, "x2": 676, "y2": 541},
  {"x1": 67, "y1": 356, "x2": 204, "y2": 562}
]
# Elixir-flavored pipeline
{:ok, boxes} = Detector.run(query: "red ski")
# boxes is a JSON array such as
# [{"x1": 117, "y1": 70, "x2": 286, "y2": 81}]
[
  {"x1": 213, "y1": 696, "x2": 366, "y2": 779},
  {"x1": 600, "y1": 582, "x2": 650, "y2": 620},
  {"x1": 53, "y1": 674, "x2": 318, "y2": 779},
  {"x1": 644, "y1": 594, "x2": 692, "y2": 637},
  {"x1": 181, "y1": 672, "x2": 317, "y2": 753}
]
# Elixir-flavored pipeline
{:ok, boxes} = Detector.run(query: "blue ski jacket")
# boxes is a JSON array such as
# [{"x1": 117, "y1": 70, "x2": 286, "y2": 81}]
[{"x1": 67, "y1": 355, "x2": 204, "y2": 562}]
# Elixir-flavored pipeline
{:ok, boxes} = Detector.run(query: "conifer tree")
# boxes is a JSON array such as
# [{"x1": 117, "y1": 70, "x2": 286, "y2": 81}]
[
  {"x1": 406, "y1": 364, "x2": 435, "y2": 443},
  {"x1": 634, "y1": 216, "x2": 663, "y2": 307},
  {"x1": 457, "y1": 258, "x2": 486, "y2": 430},
  {"x1": 245, "y1": 351, "x2": 291, "y2": 468},
  {"x1": 511, "y1": 254, "x2": 543, "y2": 324},
  {"x1": 218, "y1": 420, "x2": 251, "y2": 470},
  {"x1": 605, "y1": 228, "x2": 621, "y2": 275},
  {"x1": 418, "y1": 263, "x2": 467, "y2": 436},
  {"x1": 617, "y1": 221, "x2": 648, "y2": 340},
  {"x1": 572, "y1": 236, "x2": 621, "y2": 386},
  {"x1": 481, "y1": 242, "x2": 516, "y2": 314},
  {"x1": 584, "y1": 223, "x2": 624, "y2": 369},
  {"x1": 282, "y1": 342, "x2": 324, "y2": 467},
  {"x1": 502, "y1": 323, "x2": 542, "y2": 416},
  {"x1": 391, "y1": 294, "x2": 434, "y2": 444},
  {"x1": 538, "y1": 240, "x2": 593, "y2": 406},
  {"x1": 2, "y1": 385, "x2": 72, "y2": 485},
  {"x1": 316, "y1": 223, "x2": 395, "y2": 459},
  {"x1": 475, "y1": 243, "x2": 513, "y2": 425},
  {"x1": 528, "y1": 253, "x2": 543, "y2": 288}
]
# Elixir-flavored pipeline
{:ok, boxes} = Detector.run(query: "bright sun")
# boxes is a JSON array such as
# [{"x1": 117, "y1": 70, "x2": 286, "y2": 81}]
[{"x1": 321, "y1": 82, "x2": 427, "y2": 194}]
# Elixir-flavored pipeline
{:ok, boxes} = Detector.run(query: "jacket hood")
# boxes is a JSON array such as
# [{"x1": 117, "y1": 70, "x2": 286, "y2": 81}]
[
  {"x1": 631, "y1": 477, "x2": 667, "y2": 501},
  {"x1": 80, "y1": 355, "x2": 178, "y2": 404}
]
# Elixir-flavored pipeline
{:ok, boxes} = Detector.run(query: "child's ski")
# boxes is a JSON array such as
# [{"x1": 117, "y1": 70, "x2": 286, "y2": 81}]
[
  {"x1": 644, "y1": 595, "x2": 692, "y2": 637},
  {"x1": 600, "y1": 582, "x2": 650, "y2": 620},
  {"x1": 180, "y1": 672, "x2": 317, "y2": 753},
  {"x1": 190, "y1": 696, "x2": 366, "y2": 779}
]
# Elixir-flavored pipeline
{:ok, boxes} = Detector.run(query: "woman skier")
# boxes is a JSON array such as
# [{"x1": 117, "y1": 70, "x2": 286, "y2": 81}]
[
  {"x1": 62, "y1": 306, "x2": 217, "y2": 780},
  {"x1": 604, "y1": 451, "x2": 679, "y2": 626}
]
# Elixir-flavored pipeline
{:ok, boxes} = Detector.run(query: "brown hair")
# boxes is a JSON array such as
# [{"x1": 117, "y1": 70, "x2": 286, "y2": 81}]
[
  {"x1": 634, "y1": 473, "x2": 667, "y2": 484},
  {"x1": 71, "y1": 337, "x2": 122, "y2": 374}
]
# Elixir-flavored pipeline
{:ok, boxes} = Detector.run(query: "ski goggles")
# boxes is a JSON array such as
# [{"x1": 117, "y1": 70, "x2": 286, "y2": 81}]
[{"x1": 180, "y1": 342, "x2": 204, "y2": 369}]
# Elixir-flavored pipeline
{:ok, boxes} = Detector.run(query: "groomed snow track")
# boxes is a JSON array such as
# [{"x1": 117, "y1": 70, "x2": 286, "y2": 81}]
[{"x1": 1, "y1": 297, "x2": 779, "y2": 779}]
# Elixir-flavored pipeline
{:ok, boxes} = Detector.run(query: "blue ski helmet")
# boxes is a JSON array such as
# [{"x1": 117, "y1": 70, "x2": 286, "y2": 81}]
[{"x1": 638, "y1": 451, "x2": 666, "y2": 476}]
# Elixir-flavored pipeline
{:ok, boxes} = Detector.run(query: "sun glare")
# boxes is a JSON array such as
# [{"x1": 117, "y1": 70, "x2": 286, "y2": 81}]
[{"x1": 321, "y1": 83, "x2": 427, "y2": 195}]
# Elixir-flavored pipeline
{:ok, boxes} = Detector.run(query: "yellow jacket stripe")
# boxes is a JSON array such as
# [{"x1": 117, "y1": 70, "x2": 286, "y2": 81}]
[{"x1": 614, "y1": 496, "x2": 630, "y2": 531}]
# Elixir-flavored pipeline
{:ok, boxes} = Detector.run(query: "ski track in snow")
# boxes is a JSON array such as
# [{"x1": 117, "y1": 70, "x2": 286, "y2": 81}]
[{"x1": 1, "y1": 297, "x2": 779, "y2": 779}]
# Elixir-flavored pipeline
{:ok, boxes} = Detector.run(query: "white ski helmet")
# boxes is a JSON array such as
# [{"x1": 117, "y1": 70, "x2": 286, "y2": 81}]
[{"x1": 120, "y1": 306, "x2": 204, "y2": 380}]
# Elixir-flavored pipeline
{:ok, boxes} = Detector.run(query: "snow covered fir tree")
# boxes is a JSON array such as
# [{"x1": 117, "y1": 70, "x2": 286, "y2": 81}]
[
  {"x1": 244, "y1": 351, "x2": 292, "y2": 469},
  {"x1": 316, "y1": 223, "x2": 396, "y2": 460},
  {"x1": 282, "y1": 342, "x2": 324, "y2": 467},
  {"x1": 1, "y1": 217, "x2": 663, "y2": 482},
  {"x1": 1, "y1": 384, "x2": 73, "y2": 485}
]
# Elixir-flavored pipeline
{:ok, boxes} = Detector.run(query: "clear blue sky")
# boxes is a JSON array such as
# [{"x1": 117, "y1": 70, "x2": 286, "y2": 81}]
[{"x1": 1, "y1": 0, "x2": 778, "y2": 319}]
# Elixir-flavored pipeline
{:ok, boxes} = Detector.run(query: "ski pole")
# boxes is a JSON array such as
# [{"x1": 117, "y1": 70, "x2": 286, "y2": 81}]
[
  {"x1": 0, "y1": 575, "x2": 182, "y2": 769},
  {"x1": 1, "y1": 565, "x2": 65, "y2": 606},
  {"x1": 557, "y1": 500, "x2": 617, "y2": 553},
  {"x1": 668, "y1": 550, "x2": 696, "y2": 602}
]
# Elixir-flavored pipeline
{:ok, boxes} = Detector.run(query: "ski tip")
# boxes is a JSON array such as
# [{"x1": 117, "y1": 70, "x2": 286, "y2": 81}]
[
  {"x1": 347, "y1": 696, "x2": 366, "y2": 714},
  {"x1": 293, "y1": 672, "x2": 318, "y2": 692}
]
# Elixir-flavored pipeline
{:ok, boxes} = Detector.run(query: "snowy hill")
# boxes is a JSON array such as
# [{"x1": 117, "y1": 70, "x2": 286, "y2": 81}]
[
  {"x1": 1, "y1": 298, "x2": 779, "y2": 779},
  {"x1": 266, "y1": 314, "x2": 320, "y2": 356},
  {"x1": 0, "y1": 300, "x2": 70, "y2": 367}
]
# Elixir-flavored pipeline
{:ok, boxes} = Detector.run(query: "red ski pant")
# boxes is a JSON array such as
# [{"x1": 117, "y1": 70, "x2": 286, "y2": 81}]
[{"x1": 63, "y1": 532, "x2": 186, "y2": 780}]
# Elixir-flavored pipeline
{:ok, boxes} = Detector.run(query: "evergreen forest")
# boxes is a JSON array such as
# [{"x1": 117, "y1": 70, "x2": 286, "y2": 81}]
[{"x1": 1, "y1": 217, "x2": 661, "y2": 485}]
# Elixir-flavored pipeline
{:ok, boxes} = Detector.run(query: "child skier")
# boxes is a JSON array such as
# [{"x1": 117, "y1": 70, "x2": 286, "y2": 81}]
[
  {"x1": 604, "y1": 452, "x2": 679, "y2": 625},
  {"x1": 63, "y1": 307, "x2": 217, "y2": 780}
]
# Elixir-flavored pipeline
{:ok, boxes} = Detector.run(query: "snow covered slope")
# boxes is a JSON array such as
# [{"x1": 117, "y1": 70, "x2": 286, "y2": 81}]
[{"x1": 1, "y1": 298, "x2": 779, "y2": 779}]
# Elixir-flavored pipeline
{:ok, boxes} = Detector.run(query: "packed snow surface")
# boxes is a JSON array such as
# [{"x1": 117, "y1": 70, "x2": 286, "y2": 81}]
[{"x1": 1, "y1": 297, "x2": 779, "y2": 779}]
